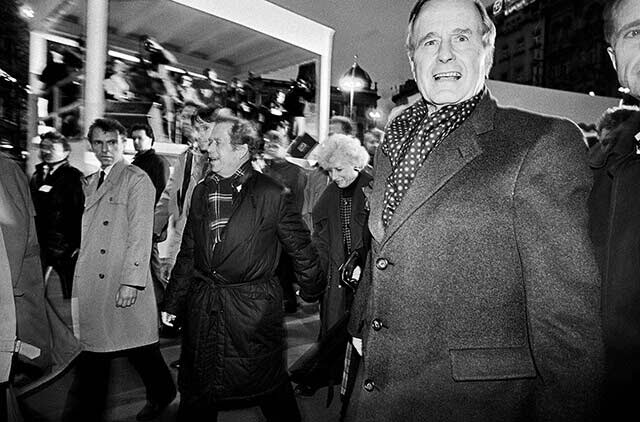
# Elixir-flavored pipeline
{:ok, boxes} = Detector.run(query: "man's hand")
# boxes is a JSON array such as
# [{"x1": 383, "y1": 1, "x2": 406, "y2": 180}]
[
  {"x1": 115, "y1": 285, "x2": 138, "y2": 308},
  {"x1": 161, "y1": 311, "x2": 177, "y2": 327}
]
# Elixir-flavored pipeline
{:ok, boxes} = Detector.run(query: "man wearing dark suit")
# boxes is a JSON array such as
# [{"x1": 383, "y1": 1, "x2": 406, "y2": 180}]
[
  {"x1": 30, "y1": 131, "x2": 84, "y2": 299},
  {"x1": 131, "y1": 123, "x2": 170, "y2": 310},
  {"x1": 345, "y1": 1, "x2": 603, "y2": 421},
  {"x1": 590, "y1": 0, "x2": 640, "y2": 418}
]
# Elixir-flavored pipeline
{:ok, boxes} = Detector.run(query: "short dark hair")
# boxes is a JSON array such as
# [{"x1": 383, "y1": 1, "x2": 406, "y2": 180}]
[
  {"x1": 329, "y1": 116, "x2": 354, "y2": 135},
  {"x1": 596, "y1": 105, "x2": 640, "y2": 138},
  {"x1": 212, "y1": 115, "x2": 261, "y2": 157},
  {"x1": 603, "y1": 0, "x2": 625, "y2": 45},
  {"x1": 129, "y1": 123, "x2": 154, "y2": 144},
  {"x1": 40, "y1": 131, "x2": 71, "y2": 152},
  {"x1": 87, "y1": 118, "x2": 126, "y2": 141}
]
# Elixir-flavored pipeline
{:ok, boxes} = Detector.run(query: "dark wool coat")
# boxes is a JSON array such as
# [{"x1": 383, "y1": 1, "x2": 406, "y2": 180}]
[
  {"x1": 163, "y1": 167, "x2": 325, "y2": 405},
  {"x1": 30, "y1": 161, "x2": 84, "y2": 264},
  {"x1": 346, "y1": 93, "x2": 603, "y2": 422},
  {"x1": 587, "y1": 111, "x2": 640, "y2": 418},
  {"x1": 313, "y1": 171, "x2": 372, "y2": 338}
]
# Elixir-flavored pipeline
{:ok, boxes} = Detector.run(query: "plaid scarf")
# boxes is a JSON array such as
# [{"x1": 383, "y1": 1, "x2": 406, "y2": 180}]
[
  {"x1": 206, "y1": 161, "x2": 250, "y2": 250},
  {"x1": 380, "y1": 90, "x2": 483, "y2": 227}
]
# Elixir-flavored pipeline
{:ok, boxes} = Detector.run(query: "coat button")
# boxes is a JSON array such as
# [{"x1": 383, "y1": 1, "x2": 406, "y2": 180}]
[
  {"x1": 363, "y1": 379, "x2": 376, "y2": 392},
  {"x1": 100, "y1": 249, "x2": 106, "y2": 254},
  {"x1": 99, "y1": 273, "x2": 105, "y2": 279},
  {"x1": 134, "y1": 262, "x2": 139, "y2": 267},
  {"x1": 103, "y1": 221, "x2": 109, "y2": 226},
  {"x1": 375, "y1": 258, "x2": 389, "y2": 270},
  {"x1": 371, "y1": 319, "x2": 384, "y2": 331}
]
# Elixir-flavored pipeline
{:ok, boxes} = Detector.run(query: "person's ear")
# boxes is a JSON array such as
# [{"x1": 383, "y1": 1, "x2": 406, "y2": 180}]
[
  {"x1": 236, "y1": 143, "x2": 249, "y2": 157},
  {"x1": 408, "y1": 52, "x2": 416, "y2": 80},
  {"x1": 607, "y1": 46, "x2": 618, "y2": 72}
]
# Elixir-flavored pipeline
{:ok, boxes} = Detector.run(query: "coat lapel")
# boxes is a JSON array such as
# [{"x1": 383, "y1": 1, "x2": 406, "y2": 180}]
[
  {"x1": 379, "y1": 93, "x2": 497, "y2": 248},
  {"x1": 84, "y1": 159, "x2": 127, "y2": 210}
]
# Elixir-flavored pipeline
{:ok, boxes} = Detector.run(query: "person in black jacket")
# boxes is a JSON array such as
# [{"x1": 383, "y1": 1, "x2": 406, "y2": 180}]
[
  {"x1": 30, "y1": 131, "x2": 84, "y2": 299},
  {"x1": 131, "y1": 123, "x2": 171, "y2": 321},
  {"x1": 593, "y1": 1, "x2": 640, "y2": 417},
  {"x1": 161, "y1": 115, "x2": 325, "y2": 422},
  {"x1": 130, "y1": 124, "x2": 170, "y2": 204},
  {"x1": 263, "y1": 129, "x2": 308, "y2": 313}
]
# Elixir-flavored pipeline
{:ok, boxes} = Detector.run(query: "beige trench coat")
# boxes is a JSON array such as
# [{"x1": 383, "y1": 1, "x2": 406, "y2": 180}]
[{"x1": 73, "y1": 159, "x2": 158, "y2": 352}]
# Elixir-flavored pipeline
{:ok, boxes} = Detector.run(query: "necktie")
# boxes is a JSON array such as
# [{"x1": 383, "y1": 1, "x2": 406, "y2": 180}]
[
  {"x1": 42, "y1": 164, "x2": 51, "y2": 181},
  {"x1": 97, "y1": 171, "x2": 105, "y2": 189}
]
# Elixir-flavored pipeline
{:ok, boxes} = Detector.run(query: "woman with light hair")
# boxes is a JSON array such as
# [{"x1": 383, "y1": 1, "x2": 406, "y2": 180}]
[{"x1": 298, "y1": 134, "x2": 372, "y2": 395}]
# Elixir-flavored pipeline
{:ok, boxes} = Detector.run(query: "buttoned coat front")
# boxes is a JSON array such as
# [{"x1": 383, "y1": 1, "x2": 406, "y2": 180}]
[
  {"x1": 346, "y1": 93, "x2": 603, "y2": 422},
  {"x1": 73, "y1": 159, "x2": 158, "y2": 352}
]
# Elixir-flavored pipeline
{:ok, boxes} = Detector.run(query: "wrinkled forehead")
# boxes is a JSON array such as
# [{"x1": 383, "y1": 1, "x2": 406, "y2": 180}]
[{"x1": 411, "y1": 0, "x2": 484, "y2": 38}]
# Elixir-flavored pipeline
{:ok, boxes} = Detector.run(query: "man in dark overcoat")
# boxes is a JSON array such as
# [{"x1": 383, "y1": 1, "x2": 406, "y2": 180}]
[
  {"x1": 162, "y1": 115, "x2": 325, "y2": 421},
  {"x1": 30, "y1": 131, "x2": 84, "y2": 299},
  {"x1": 591, "y1": 0, "x2": 640, "y2": 417},
  {"x1": 345, "y1": 1, "x2": 603, "y2": 421}
]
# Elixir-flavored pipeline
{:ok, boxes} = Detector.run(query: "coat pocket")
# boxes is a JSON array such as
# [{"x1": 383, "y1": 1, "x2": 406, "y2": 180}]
[{"x1": 449, "y1": 346, "x2": 537, "y2": 381}]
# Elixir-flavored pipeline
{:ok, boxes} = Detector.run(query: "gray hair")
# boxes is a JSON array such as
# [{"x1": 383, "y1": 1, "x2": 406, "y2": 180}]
[
  {"x1": 211, "y1": 115, "x2": 261, "y2": 157},
  {"x1": 405, "y1": 0, "x2": 496, "y2": 72},
  {"x1": 316, "y1": 134, "x2": 370, "y2": 171}
]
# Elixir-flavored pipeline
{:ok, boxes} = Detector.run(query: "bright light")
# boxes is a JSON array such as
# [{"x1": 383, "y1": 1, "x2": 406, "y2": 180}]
[
  {"x1": 368, "y1": 109, "x2": 381, "y2": 120},
  {"x1": 588, "y1": 91, "x2": 595, "y2": 96},
  {"x1": 165, "y1": 65, "x2": 186, "y2": 74},
  {"x1": 108, "y1": 50, "x2": 140, "y2": 63},
  {"x1": 339, "y1": 76, "x2": 366, "y2": 92},
  {"x1": 187, "y1": 71, "x2": 207, "y2": 79},
  {"x1": 19, "y1": 4, "x2": 35, "y2": 20},
  {"x1": 619, "y1": 87, "x2": 631, "y2": 94}
]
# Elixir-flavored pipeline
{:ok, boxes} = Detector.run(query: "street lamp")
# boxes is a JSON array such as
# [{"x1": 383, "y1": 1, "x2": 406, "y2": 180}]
[
  {"x1": 339, "y1": 56, "x2": 369, "y2": 120},
  {"x1": 368, "y1": 108, "x2": 382, "y2": 128}
]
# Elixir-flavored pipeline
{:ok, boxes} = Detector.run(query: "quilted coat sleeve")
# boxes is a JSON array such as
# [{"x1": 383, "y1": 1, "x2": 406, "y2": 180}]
[
  {"x1": 121, "y1": 172, "x2": 155, "y2": 288},
  {"x1": 162, "y1": 184, "x2": 198, "y2": 318},
  {"x1": 513, "y1": 118, "x2": 603, "y2": 419},
  {"x1": 277, "y1": 189, "x2": 326, "y2": 302},
  {"x1": 311, "y1": 189, "x2": 331, "y2": 276}
]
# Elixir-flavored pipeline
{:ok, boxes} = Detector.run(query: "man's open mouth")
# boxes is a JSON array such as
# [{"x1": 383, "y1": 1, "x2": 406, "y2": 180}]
[{"x1": 433, "y1": 71, "x2": 462, "y2": 81}]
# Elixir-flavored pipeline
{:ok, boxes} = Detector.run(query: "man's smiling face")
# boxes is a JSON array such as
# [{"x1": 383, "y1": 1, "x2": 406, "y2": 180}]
[{"x1": 409, "y1": 0, "x2": 490, "y2": 110}]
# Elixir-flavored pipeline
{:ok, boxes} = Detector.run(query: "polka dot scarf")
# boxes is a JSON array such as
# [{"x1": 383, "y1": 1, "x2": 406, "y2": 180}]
[{"x1": 380, "y1": 91, "x2": 483, "y2": 228}]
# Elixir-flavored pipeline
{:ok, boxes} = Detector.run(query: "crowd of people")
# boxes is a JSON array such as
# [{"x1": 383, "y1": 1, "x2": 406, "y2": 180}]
[{"x1": 2, "y1": 0, "x2": 640, "y2": 421}]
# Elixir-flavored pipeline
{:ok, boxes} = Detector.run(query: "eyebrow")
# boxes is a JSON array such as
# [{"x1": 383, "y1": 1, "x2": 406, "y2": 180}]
[
  {"x1": 615, "y1": 18, "x2": 640, "y2": 40},
  {"x1": 415, "y1": 28, "x2": 473, "y2": 44}
]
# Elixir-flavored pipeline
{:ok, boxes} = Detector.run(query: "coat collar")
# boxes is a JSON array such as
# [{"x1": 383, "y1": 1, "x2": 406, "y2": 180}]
[
  {"x1": 84, "y1": 159, "x2": 127, "y2": 210},
  {"x1": 370, "y1": 91, "x2": 497, "y2": 246}
]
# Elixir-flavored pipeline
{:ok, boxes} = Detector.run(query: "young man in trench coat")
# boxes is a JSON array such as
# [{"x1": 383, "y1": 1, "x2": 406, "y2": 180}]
[
  {"x1": 345, "y1": 1, "x2": 603, "y2": 421},
  {"x1": 63, "y1": 118, "x2": 175, "y2": 421}
]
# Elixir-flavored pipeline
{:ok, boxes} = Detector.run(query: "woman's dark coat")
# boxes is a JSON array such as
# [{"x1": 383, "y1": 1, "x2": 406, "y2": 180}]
[
  {"x1": 163, "y1": 167, "x2": 324, "y2": 404},
  {"x1": 312, "y1": 171, "x2": 372, "y2": 338}
]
